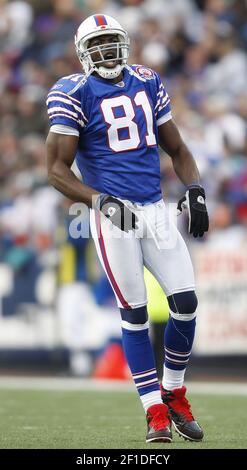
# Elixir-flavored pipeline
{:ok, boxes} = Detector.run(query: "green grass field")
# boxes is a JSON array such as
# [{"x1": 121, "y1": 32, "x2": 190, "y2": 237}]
[{"x1": 0, "y1": 388, "x2": 246, "y2": 449}]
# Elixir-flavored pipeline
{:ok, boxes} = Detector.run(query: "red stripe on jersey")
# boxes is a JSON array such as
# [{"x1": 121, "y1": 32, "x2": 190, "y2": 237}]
[{"x1": 94, "y1": 15, "x2": 108, "y2": 26}]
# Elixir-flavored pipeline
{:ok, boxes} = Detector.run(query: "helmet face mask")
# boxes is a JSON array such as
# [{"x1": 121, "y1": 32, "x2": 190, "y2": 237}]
[{"x1": 75, "y1": 15, "x2": 130, "y2": 79}]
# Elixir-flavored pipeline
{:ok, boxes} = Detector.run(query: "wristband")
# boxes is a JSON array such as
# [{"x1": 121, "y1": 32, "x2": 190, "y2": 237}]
[
  {"x1": 186, "y1": 183, "x2": 202, "y2": 190},
  {"x1": 95, "y1": 193, "x2": 108, "y2": 210}
]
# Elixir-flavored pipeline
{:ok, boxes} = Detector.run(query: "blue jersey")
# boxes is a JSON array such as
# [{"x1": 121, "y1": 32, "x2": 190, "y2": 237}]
[{"x1": 46, "y1": 65, "x2": 172, "y2": 204}]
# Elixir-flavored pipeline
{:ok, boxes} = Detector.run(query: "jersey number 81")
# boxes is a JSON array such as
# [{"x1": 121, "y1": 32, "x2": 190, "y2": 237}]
[{"x1": 100, "y1": 91, "x2": 156, "y2": 152}]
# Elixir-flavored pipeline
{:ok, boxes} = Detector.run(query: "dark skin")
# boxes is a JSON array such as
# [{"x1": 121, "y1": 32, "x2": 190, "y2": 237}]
[
  {"x1": 89, "y1": 34, "x2": 123, "y2": 85},
  {"x1": 46, "y1": 35, "x2": 200, "y2": 207}
]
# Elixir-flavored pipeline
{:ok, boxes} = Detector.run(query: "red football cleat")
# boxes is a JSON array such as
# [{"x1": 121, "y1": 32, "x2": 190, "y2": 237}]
[
  {"x1": 146, "y1": 403, "x2": 172, "y2": 443},
  {"x1": 160, "y1": 385, "x2": 203, "y2": 441}
]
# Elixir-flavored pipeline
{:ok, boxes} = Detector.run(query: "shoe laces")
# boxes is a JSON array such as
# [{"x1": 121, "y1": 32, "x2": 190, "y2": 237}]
[
  {"x1": 165, "y1": 387, "x2": 194, "y2": 422},
  {"x1": 147, "y1": 405, "x2": 170, "y2": 431}
]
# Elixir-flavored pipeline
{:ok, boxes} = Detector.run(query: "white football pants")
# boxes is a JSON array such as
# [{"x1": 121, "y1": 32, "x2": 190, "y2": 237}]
[{"x1": 90, "y1": 199, "x2": 195, "y2": 309}]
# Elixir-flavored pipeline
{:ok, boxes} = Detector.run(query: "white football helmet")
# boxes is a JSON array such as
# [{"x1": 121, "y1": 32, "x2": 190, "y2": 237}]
[{"x1": 75, "y1": 14, "x2": 130, "y2": 80}]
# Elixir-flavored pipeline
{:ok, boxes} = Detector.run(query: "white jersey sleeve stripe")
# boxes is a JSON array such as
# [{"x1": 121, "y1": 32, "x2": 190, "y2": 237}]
[
  {"x1": 48, "y1": 90, "x2": 81, "y2": 105},
  {"x1": 46, "y1": 95, "x2": 79, "y2": 109},
  {"x1": 50, "y1": 124, "x2": 80, "y2": 136},
  {"x1": 48, "y1": 112, "x2": 80, "y2": 124},
  {"x1": 49, "y1": 112, "x2": 85, "y2": 128},
  {"x1": 155, "y1": 99, "x2": 171, "y2": 115},
  {"x1": 46, "y1": 97, "x2": 87, "y2": 123},
  {"x1": 157, "y1": 112, "x2": 172, "y2": 126},
  {"x1": 156, "y1": 104, "x2": 170, "y2": 114},
  {"x1": 157, "y1": 89, "x2": 168, "y2": 99},
  {"x1": 48, "y1": 106, "x2": 78, "y2": 118},
  {"x1": 155, "y1": 95, "x2": 169, "y2": 110}
]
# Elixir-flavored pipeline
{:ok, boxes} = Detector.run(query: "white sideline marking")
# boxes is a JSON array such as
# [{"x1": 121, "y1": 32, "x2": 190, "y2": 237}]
[
  {"x1": 0, "y1": 377, "x2": 134, "y2": 392},
  {"x1": 0, "y1": 377, "x2": 247, "y2": 395}
]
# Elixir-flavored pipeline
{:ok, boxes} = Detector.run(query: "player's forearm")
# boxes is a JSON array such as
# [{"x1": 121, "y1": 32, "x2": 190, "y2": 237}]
[
  {"x1": 46, "y1": 132, "x2": 99, "y2": 207},
  {"x1": 158, "y1": 120, "x2": 200, "y2": 186},
  {"x1": 171, "y1": 142, "x2": 200, "y2": 186},
  {"x1": 48, "y1": 162, "x2": 99, "y2": 207}
]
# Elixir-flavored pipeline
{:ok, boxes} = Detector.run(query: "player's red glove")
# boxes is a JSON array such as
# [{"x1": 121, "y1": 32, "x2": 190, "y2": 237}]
[
  {"x1": 97, "y1": 194, "x2": 138, "y2": 233},
  {"x1": 177, "y1": 185, "x2": 209, "y2": 238}
]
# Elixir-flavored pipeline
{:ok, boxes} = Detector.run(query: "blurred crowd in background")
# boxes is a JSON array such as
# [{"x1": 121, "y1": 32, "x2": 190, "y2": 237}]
[
  {"x1": 0, "y1": 0, "x2": 246, "y2": 255},
  {"x1": 0, "y1": 0, "x2": 246, "y2": 375}
]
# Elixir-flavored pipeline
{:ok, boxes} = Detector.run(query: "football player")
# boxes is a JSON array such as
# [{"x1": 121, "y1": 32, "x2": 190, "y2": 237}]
[{"x1": 46, "y1": 14, "x2": 209, "y2": 443}]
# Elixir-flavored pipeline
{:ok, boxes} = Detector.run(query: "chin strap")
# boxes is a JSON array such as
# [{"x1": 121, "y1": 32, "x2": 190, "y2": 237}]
[{"x1": 97, "y1": 64, "x2": 123, "y2": 79}]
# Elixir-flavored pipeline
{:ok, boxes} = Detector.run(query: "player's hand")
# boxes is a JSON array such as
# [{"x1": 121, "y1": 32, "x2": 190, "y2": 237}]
[
  {"x1": 98, "y1": 194, "x2": 138, "y2": 233},
  {"x1": 177, "y1": 185, "x2": 209, "y2": 238}
]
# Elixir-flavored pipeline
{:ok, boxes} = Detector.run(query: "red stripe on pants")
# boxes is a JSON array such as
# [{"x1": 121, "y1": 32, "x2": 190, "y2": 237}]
[{"x1": 95, "y1": 210, "x2": 131, "y2": 310}]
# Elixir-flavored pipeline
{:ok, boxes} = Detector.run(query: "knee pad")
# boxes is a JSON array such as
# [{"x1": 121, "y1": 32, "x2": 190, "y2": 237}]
[
  {"x1": 167, "y1": 291, "x2": 198, "y2": 321},
  {"x1": 120, "y1": 306, "x2": 148, "y2": 331}
]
